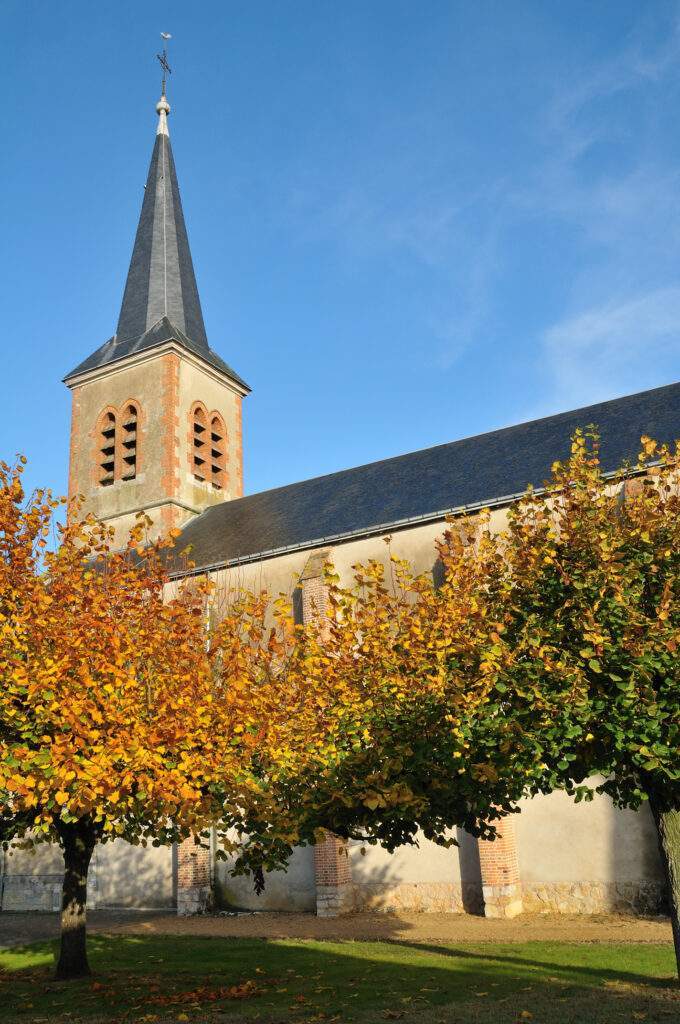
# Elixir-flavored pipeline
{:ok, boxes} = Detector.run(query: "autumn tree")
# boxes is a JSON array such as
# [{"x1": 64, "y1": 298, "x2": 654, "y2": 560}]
[
  {"x1": 431, "y1": 432, "x2": 680, "y2": 972},
  {"x1": 0, "y1": 461, "x2": 317, "y2": 980},
  {"x1": 221, "y1": 431, "x2": 679, "y2": 980},
  {"x1": 206, "y1": 533, "x2": 548, "y2": 877}
]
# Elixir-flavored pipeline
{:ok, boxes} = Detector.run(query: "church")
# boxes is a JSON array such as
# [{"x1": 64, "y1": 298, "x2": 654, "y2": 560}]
[{"x1": 1, "y1": 85, "x2": 678, "y2": 919}]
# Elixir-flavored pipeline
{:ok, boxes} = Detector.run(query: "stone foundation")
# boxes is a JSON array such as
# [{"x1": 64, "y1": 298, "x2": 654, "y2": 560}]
[
  {"x1": 349, "y1": 879, "x2": 664, "y2": 917},
  {"x1": 177, "y1": 884, "x2": 212, "y2": 916},
  {"x1": 351, "y1": 881, "x2": 483, "y2": 915},
  {"x1": 316, "y1": 883, "x2": 354, "y2": 918},
  {"x1": 1, "y1": 874, "x2": 63, "y2": 912},
  {"x1": 0, "y1": 869, "x2": 98, "y2": 912},
  {"x1": 482, "y1": 882, "x2": 523, "y2": 919},
  {"x1": 522, "y1": 881, "x2": 667, "y2": 915}
]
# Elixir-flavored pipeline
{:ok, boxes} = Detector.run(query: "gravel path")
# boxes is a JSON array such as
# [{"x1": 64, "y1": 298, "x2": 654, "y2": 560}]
[{"x1": 0, "y1": 909, "x2": 672, "y2": 948}]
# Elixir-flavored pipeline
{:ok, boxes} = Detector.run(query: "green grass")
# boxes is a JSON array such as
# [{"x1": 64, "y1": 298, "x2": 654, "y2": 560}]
[{"x1": 0, "y1": 935, "x2": 677, "y2": 1023}]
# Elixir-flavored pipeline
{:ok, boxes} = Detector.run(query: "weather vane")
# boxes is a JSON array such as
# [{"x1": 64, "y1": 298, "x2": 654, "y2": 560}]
[{"x1": 156, "y1": 32, "x2": 172, "y2": 96}]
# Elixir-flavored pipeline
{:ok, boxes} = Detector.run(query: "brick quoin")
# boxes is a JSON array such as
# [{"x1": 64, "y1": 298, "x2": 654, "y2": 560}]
[
  {"x1": 235, "y1": 394, "x2": 243, "y2": 497},
  {"x1": 160, "y1": 354, "x2": 181, "y2": 499},
  {"x1": 67, "y1": 386, "x2": 83, "y2": 505},
  {"x1": 160, "y1": 503, "x2": 183, "y2": 534},
  {"x1": 300, "y1": 553, "x2": 354, "y2": 917}
]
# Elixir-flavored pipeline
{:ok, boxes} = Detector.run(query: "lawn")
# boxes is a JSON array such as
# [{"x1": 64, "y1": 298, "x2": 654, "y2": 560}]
[{"x1": 0, "y1": 935, "x2": 677, "y2": 1023}]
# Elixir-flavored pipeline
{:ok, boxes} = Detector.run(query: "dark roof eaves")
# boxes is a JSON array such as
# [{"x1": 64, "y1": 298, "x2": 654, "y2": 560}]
[{"x1": 64, "y1": 330, "x2": 250, "y2": 392}]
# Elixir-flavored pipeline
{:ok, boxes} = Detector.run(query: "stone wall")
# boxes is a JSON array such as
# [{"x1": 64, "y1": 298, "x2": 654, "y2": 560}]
[
  {"x1": 522, "y1": 881, "x2": 667, "y2": 915},
  {"x1": 2, "y1": 875, "x2": 63, "y2": 912},
  {"x1": 348, "y1": 878, "x2": 665, "y2": 916},
  {"x1": 351, "y1": 880, "x2": 483, "y2": 915}
]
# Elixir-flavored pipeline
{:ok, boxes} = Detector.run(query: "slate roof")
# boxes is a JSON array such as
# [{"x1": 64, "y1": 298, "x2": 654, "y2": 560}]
[
  {"x1": 65, "y1": 317, "x2": 248, "y2": 389},
  {"x1": 173, "y1": 381, "x2": 680, "y2": 573},
  {"x1": 65, "y1": 107, "x2": 248, "y2": 390}
]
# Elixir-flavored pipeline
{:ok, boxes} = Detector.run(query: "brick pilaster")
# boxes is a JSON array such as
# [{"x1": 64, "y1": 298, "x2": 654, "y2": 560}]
[
  {"x1": 478, "y1": 815, "x2": 523, "y2": 918},
  {"x1": 300, "y1": 552, "x2": 353, "y2": 918},
  {"x1": 177, "y1": 836, "x2": 212, "y2": 915},
  {"x1": 301, "y1": 571, "x2": 328, "y2": 626},
  {"x1": 314, "y1": 832, "x2": 354, "y2": 917}
]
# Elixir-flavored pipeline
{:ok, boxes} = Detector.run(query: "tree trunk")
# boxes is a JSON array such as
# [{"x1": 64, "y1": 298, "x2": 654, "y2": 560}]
[
  {"x1": 649, "y1": 796, "x2": 680, "y2": 980},
  {"x1": 54, "y1": 818, "x2": 97, "y2": 980}
]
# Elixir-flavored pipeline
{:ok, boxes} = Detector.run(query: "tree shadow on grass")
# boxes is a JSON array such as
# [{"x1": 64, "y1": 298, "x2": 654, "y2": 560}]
[{"x1": 1, "y1": 933, "x2": 676, "y2": 1023}]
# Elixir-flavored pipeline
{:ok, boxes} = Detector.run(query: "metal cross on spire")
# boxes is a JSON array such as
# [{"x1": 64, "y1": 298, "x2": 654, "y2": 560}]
[{"x1": 156, "y1": 32, "x2": 172, "y2": 96}]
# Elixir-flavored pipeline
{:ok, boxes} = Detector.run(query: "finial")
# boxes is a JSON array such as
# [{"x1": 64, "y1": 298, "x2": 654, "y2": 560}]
[{"x1": 156, "y1": 33, "x2": 172, "y2": 137}]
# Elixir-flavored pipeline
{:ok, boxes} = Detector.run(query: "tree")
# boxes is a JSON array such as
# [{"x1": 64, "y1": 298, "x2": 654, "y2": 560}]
[
  {"x1": 432, "y1": 432, "x2": 680, "y2": 972},
  {"x1": 0, "y1": 461, "x2": 312, "y2": 979},
  {"x1": 227, "y1": 430, "x2": 679, "y2": 979},
  {"x1": 210, "y1": 534, "x2": 547, "y2": 873}
]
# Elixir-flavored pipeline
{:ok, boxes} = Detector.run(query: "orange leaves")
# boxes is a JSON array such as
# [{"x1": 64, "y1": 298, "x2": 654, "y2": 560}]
[
  {"x1": 147, "y1": 979, "x2": 261, "y2": 1006},
  {"x1": 0, "y1": 459, "x2": 280, "y2": 852}
]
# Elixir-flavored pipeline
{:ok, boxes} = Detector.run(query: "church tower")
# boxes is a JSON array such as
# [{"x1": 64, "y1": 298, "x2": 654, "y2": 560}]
[{"x1": 64, "y1": 88, "x2": 249, "y2": 545}]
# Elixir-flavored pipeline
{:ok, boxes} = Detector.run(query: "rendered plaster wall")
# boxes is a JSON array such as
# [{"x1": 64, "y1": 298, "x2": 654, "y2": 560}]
[
  {"x1": 349, "y1": 831, "x2": 483, "y2": 914},
  {"x1": 215, "y1": 844, "x2": 316, "y2": 912},
  {"x1": 209, "y1": 516, "x2": 478, "y2": 615},
  {"x1": 211, "y1": 549, "x2": 316, "y2": 613},
  {"x1": 326, "y1": 509, "x2": 508, "y2": 586},
  {"x1": 515, "y1": 787, "x2": 666, "y2": 914},
  {"x1": 1, "y1": 839, "x2": 174, "y2": 911},
  {"x1": 92, "y1": 840, "x2": 175, "y2": 908}
]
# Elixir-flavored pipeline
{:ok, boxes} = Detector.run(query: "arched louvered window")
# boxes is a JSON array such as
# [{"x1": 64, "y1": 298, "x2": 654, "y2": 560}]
[
  {"x1": 120, "y1": 403, "x2": 139, "y2": 481},
  {"x1": 97, "y1": 402, "x2": 141, "y2": 486},
  {"x1": 98, "y1": 411, "x2": 117, "y2": 486},
  {"x1": 210, "y1": 414, "x2": 227, "y2": 490},
  {"x1": 191, "y1": 403, "x2": 208, "y2": 482}
]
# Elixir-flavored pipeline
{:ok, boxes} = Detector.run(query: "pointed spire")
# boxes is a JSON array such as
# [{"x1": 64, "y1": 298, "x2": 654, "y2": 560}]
[
  {"x1": 114, "y1": 92, "x2": 208, "y2": 348},
  {"x1": 64, "y1": 77, "x2": 249, "y2": 393}
]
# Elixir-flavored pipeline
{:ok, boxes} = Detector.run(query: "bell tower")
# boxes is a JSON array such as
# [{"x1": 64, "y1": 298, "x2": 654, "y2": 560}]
[{"x1": 65, "y1": 84, "x2": 249, "y2": 545}]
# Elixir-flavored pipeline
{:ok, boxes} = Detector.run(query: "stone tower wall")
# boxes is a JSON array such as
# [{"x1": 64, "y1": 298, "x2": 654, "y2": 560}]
[{"x1": 67, "y1": 347, "x2": 244, "y2": 547}]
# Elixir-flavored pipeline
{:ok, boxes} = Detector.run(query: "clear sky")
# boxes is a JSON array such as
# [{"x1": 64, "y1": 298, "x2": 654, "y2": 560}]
[{"x1": 2, "y1": 1, "x2": 680, "y2": 501}]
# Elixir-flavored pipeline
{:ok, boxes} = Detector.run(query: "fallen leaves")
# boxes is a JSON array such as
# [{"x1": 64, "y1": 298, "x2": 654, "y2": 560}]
[{"x1": 147, "y1": 979, "x2": 261, "y2": 1006}]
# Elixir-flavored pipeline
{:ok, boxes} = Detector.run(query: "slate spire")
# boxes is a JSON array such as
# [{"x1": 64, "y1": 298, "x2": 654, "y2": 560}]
[
  {"x1": 64, "y1": 92, "x2": 249, "y2": 390},
  {"x1": 115, "y1": 92, "x2": 208, "y2": 349}
]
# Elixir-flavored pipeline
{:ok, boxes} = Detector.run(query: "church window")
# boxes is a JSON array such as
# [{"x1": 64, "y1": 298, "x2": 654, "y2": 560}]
[
  {"x1": 120, "y1": 403, "x2": 139, "y2": 481},
  {"x1": 98, "y1": 411, "x2": 117, "y2": 486},
  {"x1": 210, "y1": 414, "x2": 227, "y2": 490},
  {"x1": 191, "y1": 404, "x2": 208, "y2": 481},
  {"x1": 97, "y1": 402, "x2": 141, "y2": 486}
]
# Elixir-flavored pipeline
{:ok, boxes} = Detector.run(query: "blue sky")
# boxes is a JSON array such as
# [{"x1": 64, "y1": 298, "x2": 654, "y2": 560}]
[{"x1": 2, "y1": 1, "x2": 679, "y2": 500}]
